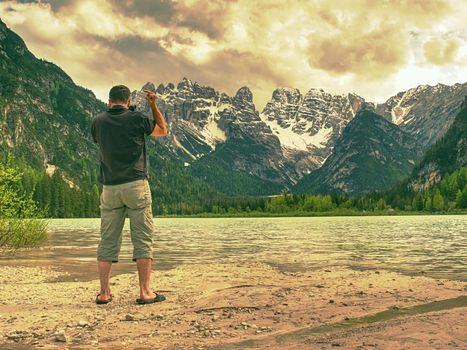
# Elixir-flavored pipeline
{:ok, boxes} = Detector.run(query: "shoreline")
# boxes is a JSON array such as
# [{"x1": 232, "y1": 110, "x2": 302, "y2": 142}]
[
  {"x1": 154, "y1": 211, "x2": 467, "y2": 218},
  {"x1": 41, "y1": 211, "x2": 467, "y2": 220},
  {"x1": 0, "y1": 262, "x2": 465, "y2": 349}
]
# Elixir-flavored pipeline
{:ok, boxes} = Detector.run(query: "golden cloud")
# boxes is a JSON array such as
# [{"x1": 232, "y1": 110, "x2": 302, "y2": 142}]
[
  {"x1": 362, "y1": 0, "x2": 451, "y2": 25},
  {"x1": 423, "y1": 38, "x2": 460, "y2": 65},
  {"x1": 305, "y1": 0, "x2": 453, "y2": 78},
  {"x1": 307, "y1": 23, "x2": 407, "y2": 78}
]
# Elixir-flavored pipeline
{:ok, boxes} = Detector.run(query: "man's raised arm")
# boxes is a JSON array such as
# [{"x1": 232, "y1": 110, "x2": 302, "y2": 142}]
[{"x1": 144, "y1": 89, "x2": 168, "y2": 137}]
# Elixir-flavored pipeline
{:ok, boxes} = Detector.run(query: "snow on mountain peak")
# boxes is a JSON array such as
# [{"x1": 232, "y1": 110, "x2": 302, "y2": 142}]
[{"x1": 261, "y1": 87, "x2": 364, "y2": 167}]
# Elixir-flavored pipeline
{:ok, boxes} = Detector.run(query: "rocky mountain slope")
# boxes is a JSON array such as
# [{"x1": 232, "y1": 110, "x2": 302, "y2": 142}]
[
  {"x1": 0, "y1": 18, "x2": 105, "y2": 186},
  {"x1": 291, "y1": 107, "x2": 423, "y2": 195},
  {"x1": 288, "y1": 84, "x2": 467, "y2": 195},
  {"x1": 408, "y1": 97, "x2": 467, "y2": 191},
  {"x1": 375, "y1": 83, "x2": 467, "y2": 149}
]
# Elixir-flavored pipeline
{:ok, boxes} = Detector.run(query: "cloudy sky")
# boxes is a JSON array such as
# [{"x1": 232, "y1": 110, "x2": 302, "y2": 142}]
[{"x1": 1, "y1": 0, "x2": 466, "y2": 109}]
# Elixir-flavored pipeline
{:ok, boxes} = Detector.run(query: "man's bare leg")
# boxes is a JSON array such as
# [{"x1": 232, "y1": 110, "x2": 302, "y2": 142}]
[
  {"x1": 97, "y1": 260, "x2": 113, "y2": 301},
  {"x1": 136, "y1": 258, "x2": 155, "y2": 300}
]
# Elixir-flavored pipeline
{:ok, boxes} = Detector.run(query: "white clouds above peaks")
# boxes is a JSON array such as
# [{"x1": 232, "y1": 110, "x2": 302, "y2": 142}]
[{"x1": 1, "y1": 0, "x2": 466, "y2": 107}]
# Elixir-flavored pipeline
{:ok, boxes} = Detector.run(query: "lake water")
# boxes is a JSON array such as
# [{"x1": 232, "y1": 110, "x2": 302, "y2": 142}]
[{"x1": 1, "y1": 215, "x2": 466, "y2": 281}]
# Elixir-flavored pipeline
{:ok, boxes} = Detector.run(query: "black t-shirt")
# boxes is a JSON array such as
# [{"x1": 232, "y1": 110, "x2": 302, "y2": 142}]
[{"x1": 91, "y1": 105, "x2": 155, "y2": 185}]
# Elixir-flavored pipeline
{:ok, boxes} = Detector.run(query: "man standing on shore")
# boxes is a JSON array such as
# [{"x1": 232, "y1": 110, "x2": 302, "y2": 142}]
[{"x1": 91, "y1": 85, "x2": 168, "y2": 304}]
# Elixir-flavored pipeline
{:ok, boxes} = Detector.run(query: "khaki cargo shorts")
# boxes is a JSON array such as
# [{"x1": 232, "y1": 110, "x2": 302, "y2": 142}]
[{"x1": 97, "y1": 179, "x2": 154, "y2": 262}]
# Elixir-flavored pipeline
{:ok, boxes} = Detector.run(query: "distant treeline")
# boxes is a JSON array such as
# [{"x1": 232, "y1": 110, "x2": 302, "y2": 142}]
[
  {"x1": 4, "y1": 158, "x2": 466, "y2": 217},
  {"x1": 159, "y1": 166, "x2": 467, "y2": 216},
  {"x1": 20, "y1": 167, "x2": 100, "y2": 218}
]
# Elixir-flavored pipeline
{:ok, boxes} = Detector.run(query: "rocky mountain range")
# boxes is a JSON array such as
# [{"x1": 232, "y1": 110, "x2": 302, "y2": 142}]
[
  {"x1": 132, "y1": 77, "x2": 466, "y2": 195},
  {"x1": 132, "y1": 80, "x2": 368, "y2": 195},
  {"x1": 131, "y1": 80, "x2": 297, "y2": 195},
  {"x1": 1, "y1": 18, "x2": 466, "y2": 197},
  {"x1": 291, "y1": 106, "x2": 423, "y2": 195},
  {"x1": 292, "y1": 85, "x2": 467, "y2": 195},
  {"x1": 260, "y1": 88, "x2": 364, "y2": 174}
]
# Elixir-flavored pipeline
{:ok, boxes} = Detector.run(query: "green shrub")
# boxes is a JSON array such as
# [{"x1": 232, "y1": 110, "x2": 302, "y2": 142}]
[
  {"x1": 0, "y1": 218, "x2": 47, "y2": 249},
  {"x1": 0, "y1": 163, "x2": 48, "y2": 250}
]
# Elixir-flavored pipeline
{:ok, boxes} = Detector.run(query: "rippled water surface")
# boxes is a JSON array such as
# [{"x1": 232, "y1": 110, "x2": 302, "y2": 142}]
[{"x1": 2, "y1": 215, "x2": 466, "y2": 281}]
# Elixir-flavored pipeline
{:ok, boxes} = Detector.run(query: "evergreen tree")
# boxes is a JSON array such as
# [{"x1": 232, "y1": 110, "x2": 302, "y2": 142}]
[
  {"x1": 457, "y1": 185, "x2": 467, "y2": 208},
  {"x1": 376, "y1": 198, "x2": 387, "y2": 210},
  {"x1": 432, "y1": 190, "x2": 445, "y2": 211}
]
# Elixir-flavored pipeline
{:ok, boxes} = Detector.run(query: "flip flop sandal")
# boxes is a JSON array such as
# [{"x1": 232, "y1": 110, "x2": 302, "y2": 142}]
[
  {"x1": 135, "y1": 293, "x2": 166, "y2": 305},
  {"x1": 96, "y1": 293, "x2": 113, "y2": 304}
]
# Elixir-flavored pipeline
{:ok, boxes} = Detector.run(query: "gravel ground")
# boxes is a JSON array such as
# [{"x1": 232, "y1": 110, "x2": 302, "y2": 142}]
[{"x1": 0, "y1": 262, "x2": 465, "y2": 349}]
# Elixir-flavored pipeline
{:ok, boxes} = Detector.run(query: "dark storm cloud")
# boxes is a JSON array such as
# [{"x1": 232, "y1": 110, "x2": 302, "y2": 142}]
[
  {"x1": 16, "y1": 0, "x2": 72, "y2": 11},
  {"x1": 109, "y1": 0, "x2": 176, "y2": 24},
  {"x1": 86, "y1": 34, "x2": 167, "y2": 59},
  {"x1": 173, "y1": 0, "x2": 237, "y2": 40},
  {"x1": 108, "y1": 0, "x2": 235, "y2": 40}
]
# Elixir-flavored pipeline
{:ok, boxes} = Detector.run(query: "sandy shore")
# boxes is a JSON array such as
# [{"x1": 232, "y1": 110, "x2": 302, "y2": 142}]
[{"x1": 0, "y1": 262, "x2": 465, "y2": 349}]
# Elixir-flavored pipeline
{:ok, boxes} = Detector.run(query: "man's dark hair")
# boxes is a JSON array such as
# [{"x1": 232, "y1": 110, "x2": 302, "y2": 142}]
[{"x1": 109, "y1": 85, "x2": 131, "y2": 102}]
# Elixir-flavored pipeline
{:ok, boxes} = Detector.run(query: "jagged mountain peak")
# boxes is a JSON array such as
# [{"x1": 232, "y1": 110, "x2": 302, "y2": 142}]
[
  {"x1": 131, "y1": 78, "x2": 231, "y2": 163},
  {"x1": 355, "y1": 101, "x2": 375, "y2": 114},
  {"x1": 174, "y1": 77, "x2": 218, "y2": 97},
  {"x1": 0, "y1": 18, "x2": 31, "y2": 59},
  {"x1": 156, "y1": 83, "x2": 165, "y2": 93},
  {"x1": 304, "y1": 87, "x2": 328, "y2": 97},
  {"x1": 142, "y1": 82, "x2": 155, "y2": 91},
  {"x1": 136, "y1": 78, "x2": 226, "y2": 102},
  {"x1": 271, "y1": 87, "x2": 302, "y2": 105},
  {"x1": 234, "y1": 86, "x2": 253, "y2": 102},
  {"x1": 177, "y1": 76, "x2": 194, "y2": 90}
]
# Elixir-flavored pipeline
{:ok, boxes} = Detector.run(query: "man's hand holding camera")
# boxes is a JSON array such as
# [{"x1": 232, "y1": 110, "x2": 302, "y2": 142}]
[
  {"x1": 143, "y1": 89, "x2": 168, "y2": 137},
  {"x1": 144, "y1": 89, "x2": 157, "y2": 106}
]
